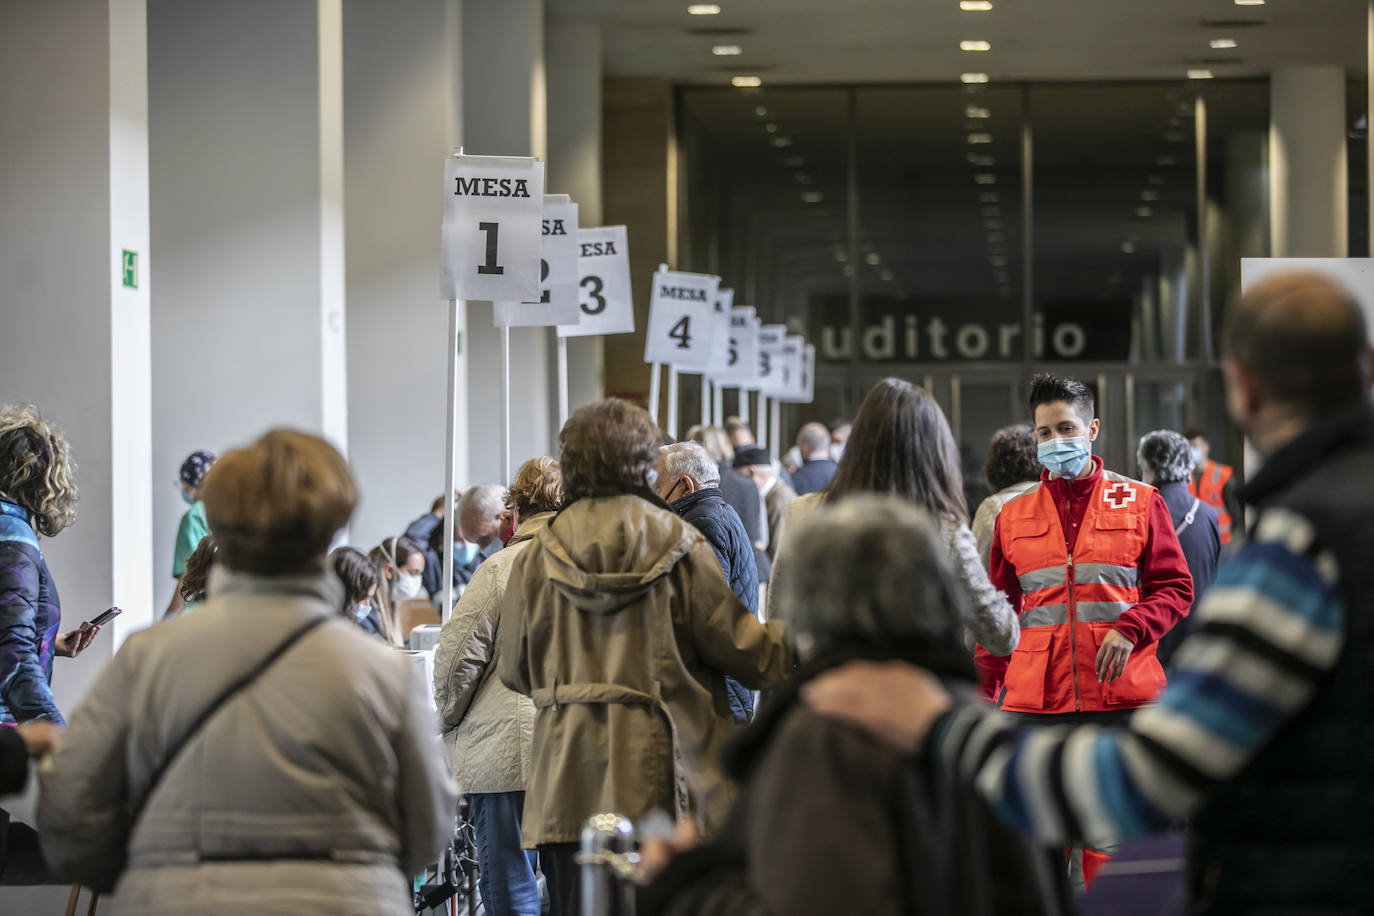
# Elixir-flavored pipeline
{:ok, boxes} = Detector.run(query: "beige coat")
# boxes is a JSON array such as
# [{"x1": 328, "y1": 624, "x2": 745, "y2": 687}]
[
  {"x1": 434, "y1": 512, "x2": 551, "y2": 794},
  {"x1": 497, "y1": 495, "x2": 791, "y2": 846},
  {"x1": 37, "y1": 567, "x2": 457, "y2": 916}
]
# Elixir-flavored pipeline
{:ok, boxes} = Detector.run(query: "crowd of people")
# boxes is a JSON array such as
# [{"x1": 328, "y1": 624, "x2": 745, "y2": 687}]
[{"x1": 0, "y1": 268, "x2": 1369, "y2": 914}]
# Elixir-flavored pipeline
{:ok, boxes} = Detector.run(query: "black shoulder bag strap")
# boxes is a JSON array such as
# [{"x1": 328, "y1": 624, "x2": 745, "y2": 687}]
[{"x1": 128, "y1": 614, "x2": 333, "y2": 831}]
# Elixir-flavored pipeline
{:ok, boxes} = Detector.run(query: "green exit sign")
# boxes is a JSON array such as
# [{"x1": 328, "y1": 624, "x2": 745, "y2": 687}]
[{"x1": 121, "y1": 249, "x2": 138, "y2": 289}]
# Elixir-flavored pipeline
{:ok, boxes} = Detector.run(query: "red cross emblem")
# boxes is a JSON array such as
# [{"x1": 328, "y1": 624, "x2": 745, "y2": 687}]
[{"x1": 1104, "y1": 482, "x2": 1137, "y2": 510}]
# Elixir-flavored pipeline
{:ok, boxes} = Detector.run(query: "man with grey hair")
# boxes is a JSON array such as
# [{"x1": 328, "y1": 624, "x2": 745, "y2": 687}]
[
  {"x1": 788, "y1": 422, "x2": 838, "y2": 496},
  {"x1": 655, "y1": 441, "x2": 760, "y2": 721},
  {"x1": 452, "y1": 483, "x2": 508, "y2": 592},
  {"x1": 1137, "y1": 429, "x2": 1220, "y2": 664}
]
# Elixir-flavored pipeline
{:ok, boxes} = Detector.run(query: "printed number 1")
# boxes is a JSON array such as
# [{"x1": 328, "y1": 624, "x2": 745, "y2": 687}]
[
  {"x1": 477, "y1": 222, "x2": 503, "y2": 275},
  {"x1": 669, "y1": 316, "x2": 692, "y2": 350}
]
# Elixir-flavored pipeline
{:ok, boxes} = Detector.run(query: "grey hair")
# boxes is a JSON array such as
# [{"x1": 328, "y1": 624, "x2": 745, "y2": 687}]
[
  {"x1": 658, "y1": 441, "x2": 721, "y2": 487},
  {"x1": 1137, "y1": 429, "x2": 1194, "y2": 484},
  {"x1": 777, "y1": 494, "x2": 969, "y2": 655},
  {"x1": 457, "y1": 482, "x2": 506, "y2": 519},
  {"x1": 797, "y1": 422, "x2": 830, "y2": 453}
]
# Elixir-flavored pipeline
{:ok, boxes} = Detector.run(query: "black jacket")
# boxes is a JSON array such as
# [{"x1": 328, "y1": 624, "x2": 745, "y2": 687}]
[
  {"x1": 404, "y1": 512, "x2": 480, "y2": 599},
  {"x1": 671, "y1": 487, "x2": 760, "y2": 721},
  {"x1": 1191, "y1": 406, "x2": 1374, "y2": 914},
  {"x1": 640, "y1": 642, "x2": 1073, "y2": 916},
  {"x1": 789, "y1": 457, "x2": 837, "y2": 497},
  {"x1": 1155, "y1": 480, "x2": 1220, "y2": 667}
]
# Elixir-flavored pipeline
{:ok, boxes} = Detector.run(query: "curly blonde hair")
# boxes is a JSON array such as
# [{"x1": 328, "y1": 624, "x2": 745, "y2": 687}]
[
  {"x1": 506, "y1": 456, "x2": 565, "y2": 517},
  {"x1": 0, "y1": 405, "x2": 79, "y2": 537}
]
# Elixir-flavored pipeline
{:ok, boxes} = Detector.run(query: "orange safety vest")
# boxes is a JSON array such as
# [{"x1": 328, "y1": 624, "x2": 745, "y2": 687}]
[
  {"x1": 1188, "y1": 459, "x2": 1234, "y2": 544},
  {"x1": 997, "y1": 471, "x2": 1167, "y2": 715}
]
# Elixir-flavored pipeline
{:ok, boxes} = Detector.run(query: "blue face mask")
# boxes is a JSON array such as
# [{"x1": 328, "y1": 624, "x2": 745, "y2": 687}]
[
  {"x1": 180, "y1": 487, "x2": 195, "y2": 506},
  {"x1": 1189, "y1": 447, "x2": 1204, "y2": 469},
  {"x1": 1037, "y1": 436, "x2": 1091, "y2": 479},
  {"x1": 353, "y1": 602, "x2": 373, "y2": 623},
  {"x1": 453, "y1": 541, "x2": 479, "y2": 568}
]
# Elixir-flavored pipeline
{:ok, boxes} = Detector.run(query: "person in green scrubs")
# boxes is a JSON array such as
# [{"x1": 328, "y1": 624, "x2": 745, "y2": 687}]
[{"x1": 165, "y1": 450, "x2": 216, "y2": 617}]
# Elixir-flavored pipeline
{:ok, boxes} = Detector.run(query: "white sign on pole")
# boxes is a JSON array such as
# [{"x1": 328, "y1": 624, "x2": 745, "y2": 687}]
[
  {"x1": 642, "y1": 269, "x2": 720, "y2": 370},
  {"x1": 440, "y1": 154, "x2": 545, "y2": 301},
  {"x1": 756, "y1": 323, "x2": 786, "y2": 396},
  {"x1": 799, "y1": 343, "x2": 816, "y2": 403},
  {"x1": 559, "y1": 225, "x2": 635, "y2": 337},
  {"x1": 494, "y1": 194, "x2": 580, "y2": 327},
  {"x1": 713, "y1": 306, "x2": 760, "y2": 388},
  {"x1": 773, "y1": 334, "x2": 805, "y2": 401},
  {"x1": 705, "y1": 288, "x2": 735, "y2": 377}
]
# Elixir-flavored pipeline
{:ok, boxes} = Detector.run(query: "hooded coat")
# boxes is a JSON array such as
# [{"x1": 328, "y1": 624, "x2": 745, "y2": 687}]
[{"x1": 497, "y1": 494, "x2": 791, "y2": 846}]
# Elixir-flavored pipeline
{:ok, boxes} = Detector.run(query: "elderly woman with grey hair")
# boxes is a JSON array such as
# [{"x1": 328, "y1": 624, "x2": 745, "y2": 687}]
[
  {"x1": 639, "y1": 495, "x2": 1072, "y2": 916},
  {"x1": 1137, "y1": 430, "x2": 1220, "y2": 665}
]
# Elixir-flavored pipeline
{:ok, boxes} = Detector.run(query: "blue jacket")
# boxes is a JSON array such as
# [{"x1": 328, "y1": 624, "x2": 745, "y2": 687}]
[
  {"x1": 671, "y1": 487, "x2": 760, "y2": 722},
  {"x1": 790, "y1": 457, "x2": 837, "y2": 497},
  {"x1": 0, "y1": 499, "x2": 63, "y2": 725},
  {"x1": 1156, "y1": 480, "x2": 1221, "y2": 667}
]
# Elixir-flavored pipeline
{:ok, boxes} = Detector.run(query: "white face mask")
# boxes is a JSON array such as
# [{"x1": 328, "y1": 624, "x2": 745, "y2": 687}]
[{"x1": 393, "y1": 573, "x2": 424, "y2": 602}]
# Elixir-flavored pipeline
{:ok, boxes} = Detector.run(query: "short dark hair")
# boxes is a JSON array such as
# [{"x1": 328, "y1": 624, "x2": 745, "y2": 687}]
[
  {"x1": 560, "y1": 399, "x2": 661, "y2": 501},
  {"x1": 1222, "y1": 271, "x2": 1370, "y2": 415},
  {"x1": 826, "y1": 378, "x2": 969, "y2": 522},
  {"x1": 983, "y1": 424, "x2": 1040, "y2": 491},
  {"x1": 1028, "y1": 373, "x2": 1095, "y2": 427},
  {"x1": 1182, "y1": 428, "x2": 1207, "y2": 443}
]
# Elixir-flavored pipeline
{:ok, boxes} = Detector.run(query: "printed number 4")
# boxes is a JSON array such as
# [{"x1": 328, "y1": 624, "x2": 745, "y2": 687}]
[
  {"x1": 669, "y1": 316, "x2": 692, "y2": 350},
  {"x1": 580, "y1": 275, "x2": 606, "y2": 315},
  {"x1": 477, "y1": 222, "x2": 503, "y2": 276}
]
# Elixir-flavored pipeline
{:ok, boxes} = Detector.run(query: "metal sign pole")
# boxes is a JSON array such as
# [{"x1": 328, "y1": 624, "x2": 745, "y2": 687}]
[
  {"x1": 648, "y1": 363, "x2": 662, "y2": 426},
  {"x1": 441, "y1": 299, "x2": 463, "y2": 624},
  {"x1": 557, "y1": 334, "x2": 570, "y2": 429},
  {"x1": 500, "y1": 325, "x2": 511, "y2": 483},
  {"x1": 667, "y1": 365, "x2": 680, "y2": 439}
]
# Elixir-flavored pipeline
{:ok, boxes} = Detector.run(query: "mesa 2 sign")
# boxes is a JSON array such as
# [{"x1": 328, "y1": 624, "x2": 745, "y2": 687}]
[{"x1": 440, "y1": 153, "x2": 545, "y2": 302}]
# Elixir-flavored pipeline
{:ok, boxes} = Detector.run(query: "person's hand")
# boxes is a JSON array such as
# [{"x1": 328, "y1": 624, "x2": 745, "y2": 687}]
[
  {"x1": 801, "y1": 660, "x2": 952, "y2": 755},
  {"x1": 54, "y1": 622, "x2": 100, "y2": 658},
  {"x1": 17, "y1": 720, "x2": 63, "y2": 759},
  {"x1": 1095, "y1": 629, "x2": 1135, "y2": 682},
  {"x1": 638, "y1": 818, "x2": 701, "y2": 883}
]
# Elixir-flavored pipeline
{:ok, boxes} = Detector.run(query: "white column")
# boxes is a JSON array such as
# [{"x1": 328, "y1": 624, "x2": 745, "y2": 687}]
[
  {"x1": 463, "y1": 0, "x2": 552, "y2": 484},
  {"x1": 547, "y1": 22, "x2": 605, "y2": 424},
  {"x1": 342, "y1": 0, "x2": 466, "y2": 547},
  {"x1": 1270, "y1": 66, "x2": 1348, "y2": 257},
  {"x1": 0, "y1": 0, "x2": 152, "y2": 718},
  {"x1": 148, "y1": 0, "x2": 348, "y2": 596}
]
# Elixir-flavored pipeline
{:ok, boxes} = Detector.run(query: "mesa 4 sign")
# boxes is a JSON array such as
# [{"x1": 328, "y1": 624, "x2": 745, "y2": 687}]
[
  {"x1": 440, "y1": 154, "x2": 545, "y2": 302},
  {"x1": 559, "y1": 225, "x2": 635, "y2": 338},
  {"x1": 642, "y1": 269, "x2": 720, "y2": 370}
]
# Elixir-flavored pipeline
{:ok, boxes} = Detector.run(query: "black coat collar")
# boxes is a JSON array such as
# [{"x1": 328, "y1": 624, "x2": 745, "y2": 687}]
[{"x1": 1240, "y1": 404, "x2": 1374, "y2": 507}]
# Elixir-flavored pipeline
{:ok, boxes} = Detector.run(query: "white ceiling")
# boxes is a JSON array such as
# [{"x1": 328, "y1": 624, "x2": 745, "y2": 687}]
[{"x1": 549, "y1": 0, "x2": 1369, "y2": 85}]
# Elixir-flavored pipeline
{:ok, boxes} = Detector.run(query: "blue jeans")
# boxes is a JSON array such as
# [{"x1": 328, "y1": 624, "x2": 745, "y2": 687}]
[{"x1": 470, "y1": 791, "x2": 540, "y2": 916}]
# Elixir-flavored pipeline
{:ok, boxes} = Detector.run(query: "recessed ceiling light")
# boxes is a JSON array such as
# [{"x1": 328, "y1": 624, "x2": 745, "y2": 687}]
[
  {"x1": 712, "y1": 45, "x2": 743, "y2": 56},
  {"x1": 961, "y1": 72, "x2": 990, "y2": 84},
  {"x1": 967, "y1": 153, "x2": 995, "y2": 166},
  {"x1": 732, "y1": 75, "x2": 762, "y2": 87},
  {"x1": 979, "y1": 192, "x2": 999, "y2": 203},
  {"x1": 1156, "y1": 154, "x2": 1176, "y2": 166},
  {"x1": 782, "y1": 156, "x2": 805, "y2": 167},
  {"x1": 688, "y1": 4, "x2": 721, "y2": 14},
  {"x1": 1165, "y1": 131, "x2": 1186, "y2": 143},
  {"x1": 765, "y1": 122, "x2": 779, "y2": 133},
  {"x1": 1121, "y1": 241, "x2": 1137, "y2": 253},
  {"x1": 975, "y1": 173, "x2": 997, "y2": 184},
  {"x1": 987, "y1": 232, "x2": 1003, "y2": 243},
  {"x1": 960, "y1": 1, "x2": 993, "y2": 9},
  {"x1": 990, "y1": 254, "x2": 1008, "y2": 267},
  {"x1": 1141, "y1": 189, "x2": 1160, "y2": 201},
  {"x1": 966, "y1": 105, "x2": 991, "y2": 119},
  {"x1": 984, "y1": 218, "x2": 1002, "y2": 230},
  {"x1": 982, "y1": 206, "x2": 1000, "y2": 217},
  {"x1": 1188, "y1": 69, "x2": 1214, "y2": 80},
  {"x1": 865, "y1": 252, "x2": 881, "y2": 266},
  {"x1": 1233, "y1": 0, "x2": 1264, "y2": 5},
  {"x1": 769, "y1": 135, "x2": 792, "y2": 147},
  {"x1": 794, "y1": 171, "x2": 812, "y2": 184},
  {"x1": 1148, "y1": 173, "x2": 1166, "y2": 184},
  {"x1": 967, "y1": 132, "x2": 993, "y2": 144},
  {"x1": 960, "y1": 40, "x2": 992, "y2": 51},
  {"x1": 879, "y1": 269, "x2": 895, "y2": 281},
  {"x1": 754, "y1": 106, "x2": 767, "y2": 117},
  {"x1": 801, "y1": 191, "x2": 823, "y2": 204},
  {"x1": 842, "y1": 264, "x2": 855, "y2": 277},
  {"x1": 1210, "y1": 38, "x2": 1238, "y2": 49},
  {"x1": 1136, "y1": 206, "x2": 1154, "y2": 218}
]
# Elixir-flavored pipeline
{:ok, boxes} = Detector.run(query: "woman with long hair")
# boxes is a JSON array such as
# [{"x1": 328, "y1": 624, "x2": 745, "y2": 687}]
[
  {"x1": 367, "y1": 535, "x2": 426, "y2": 647},
  {"x1": 767, "y1": 378, "x2": 1019, "y2": 655}
]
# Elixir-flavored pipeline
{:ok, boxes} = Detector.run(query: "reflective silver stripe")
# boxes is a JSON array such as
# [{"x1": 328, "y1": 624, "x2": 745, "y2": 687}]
[
  {"x1": 1021, "y1": 603, "x2": 1068, "y2": 628},
  {"x1": 1076, "y1": 601, "x2": 1133, "y2": 623},
  {"x1": 1073, "y1": 563, "x2": 1139, "y2": 589},
  {"x1": 1018, "y1": 565, "x2": 1067, "y2": 595}
]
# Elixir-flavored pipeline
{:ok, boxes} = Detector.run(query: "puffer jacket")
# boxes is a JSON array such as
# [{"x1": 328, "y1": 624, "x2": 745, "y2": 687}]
[
  {"x1": 434, "y1": 512, "x2": 552, "y2": 794},
  {"x1": 497, "y1": 494, "x2": 791, "y2": 846},
  {"x1": 671, "y1": 488, "x2": 760, "y2": 722},
  {"x1": 37, "y1": 565, "x2": 457, "y2": 915},
  {"x1": 0, "y1": 498, "x2": 63, "y2": 725}
]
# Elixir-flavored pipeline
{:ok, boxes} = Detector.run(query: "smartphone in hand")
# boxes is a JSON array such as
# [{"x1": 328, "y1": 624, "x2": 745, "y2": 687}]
[{"x1": 87, "y1": 606, "x2": 122, "y2": 628}]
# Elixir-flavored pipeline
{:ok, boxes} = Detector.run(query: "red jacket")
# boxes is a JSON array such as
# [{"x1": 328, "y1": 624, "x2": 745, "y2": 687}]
[{"x1": 975, "y1": 457, "x2": 1193, "y2": 709}]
